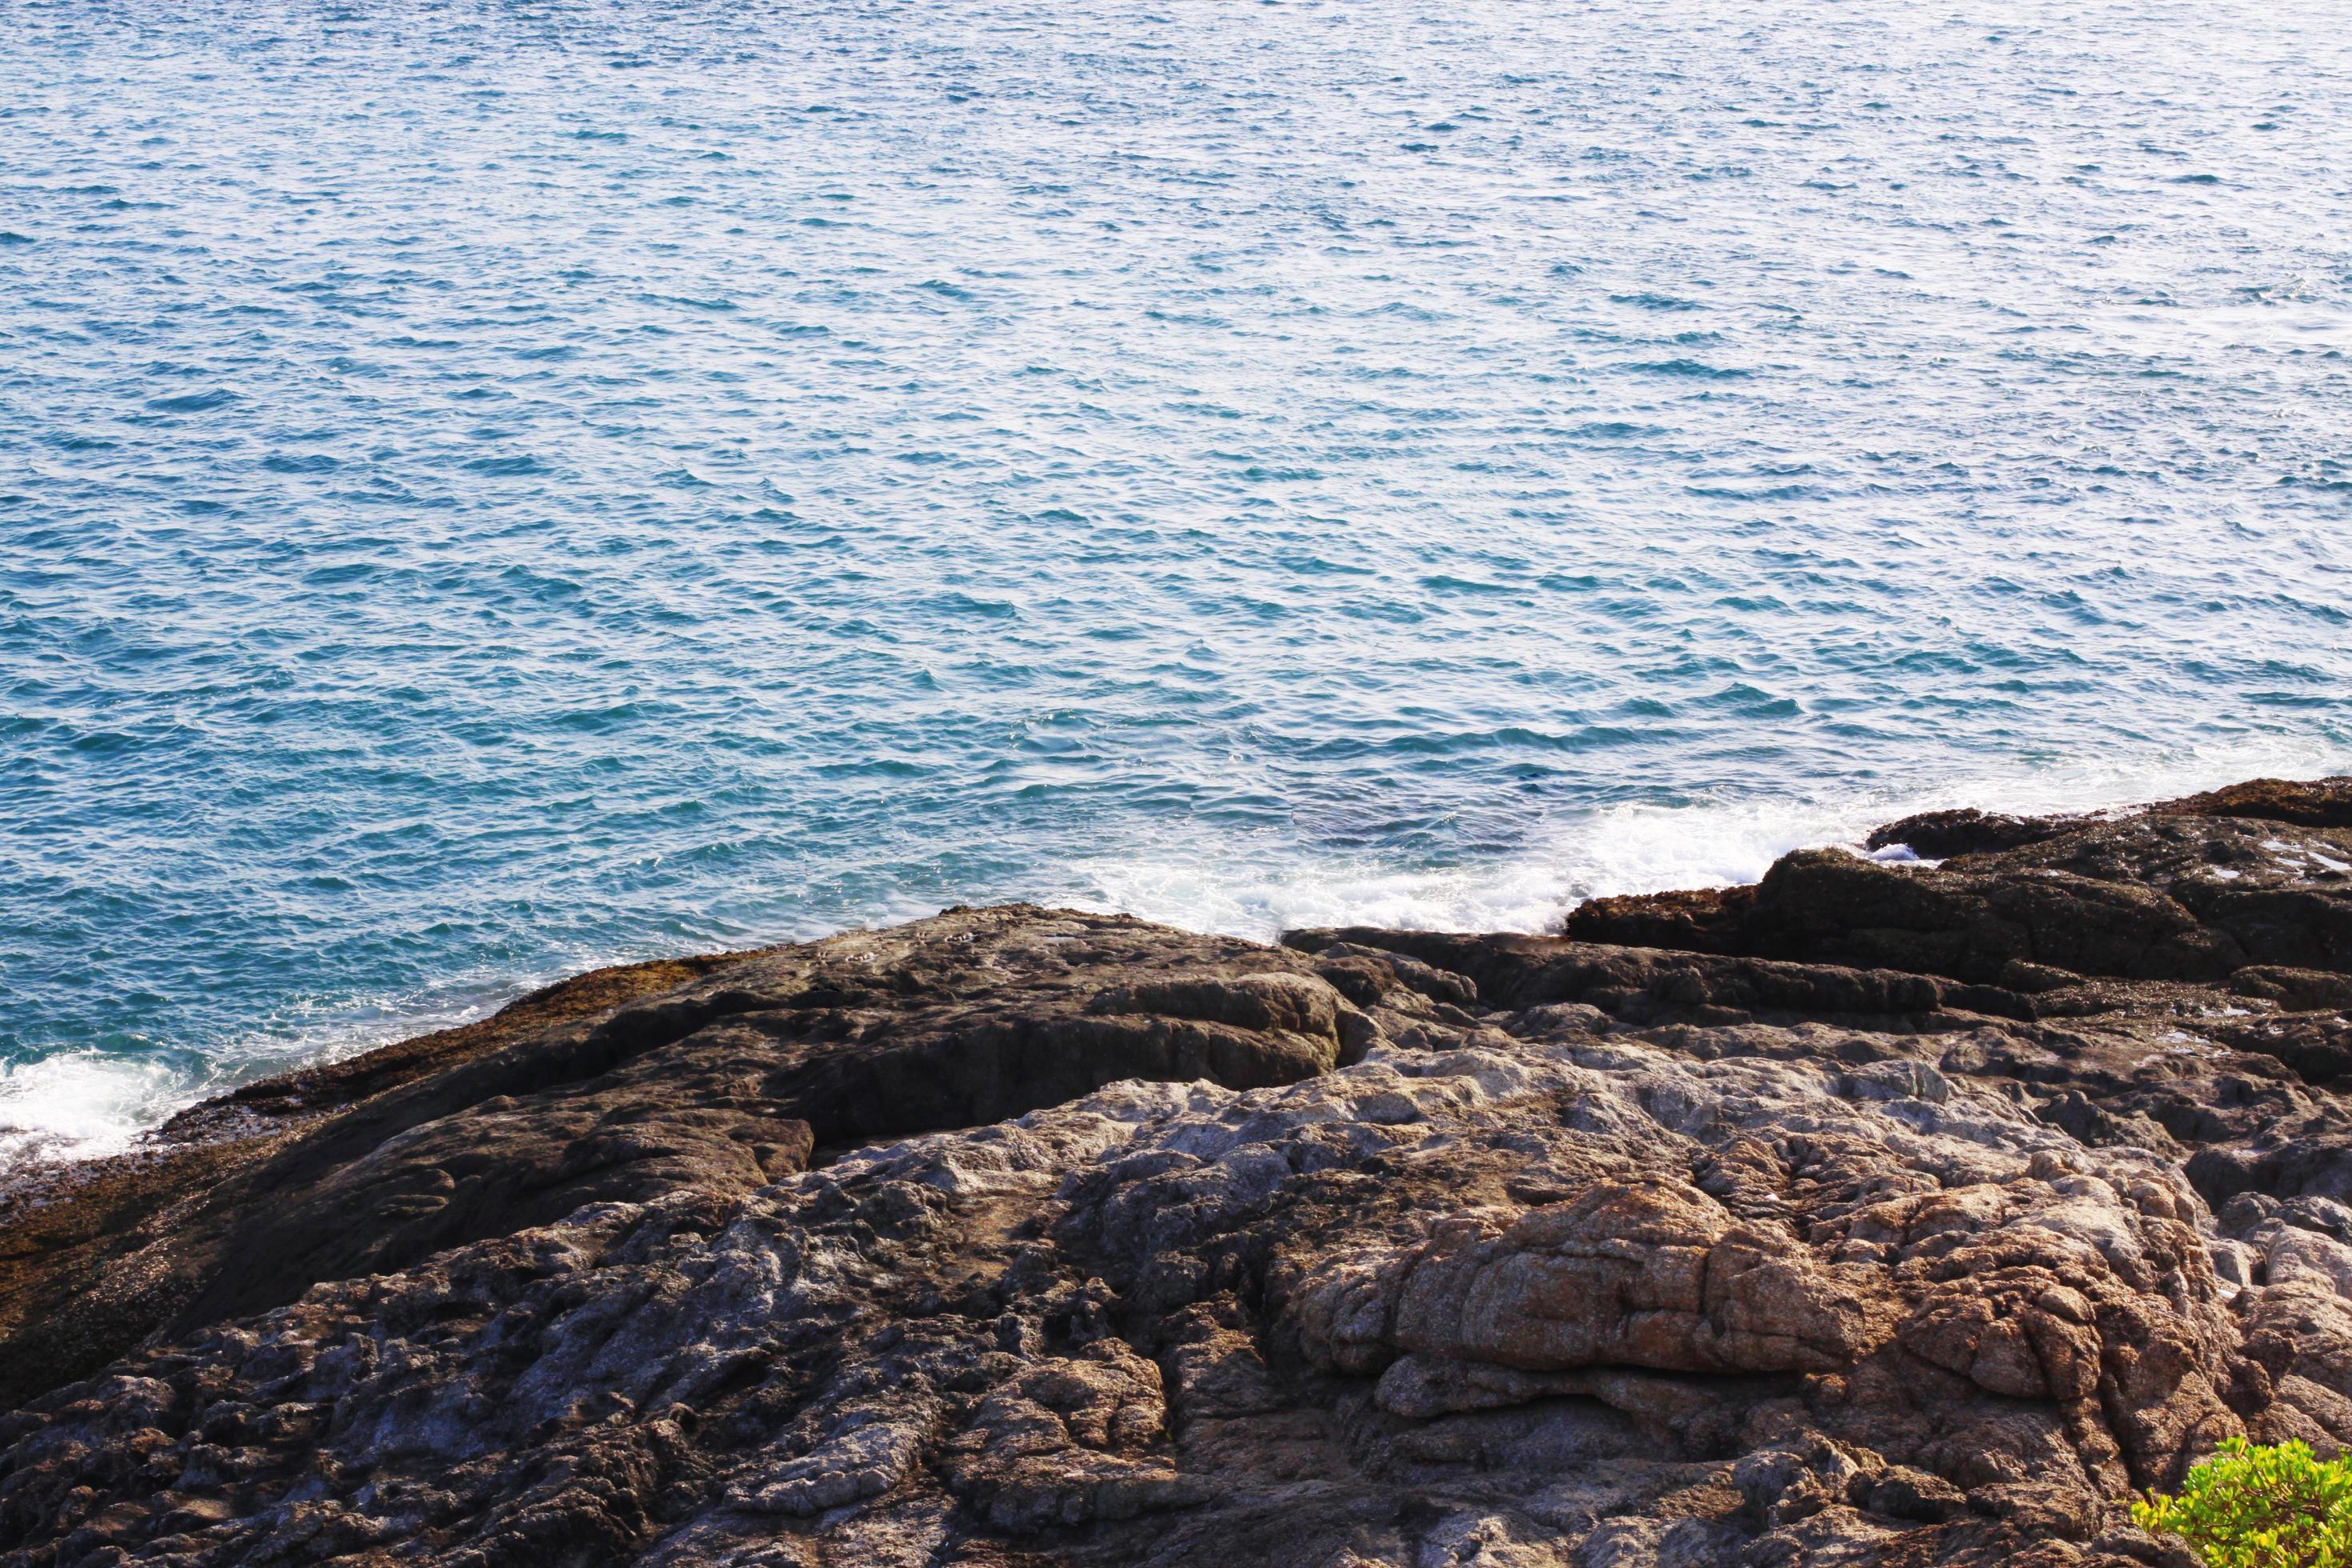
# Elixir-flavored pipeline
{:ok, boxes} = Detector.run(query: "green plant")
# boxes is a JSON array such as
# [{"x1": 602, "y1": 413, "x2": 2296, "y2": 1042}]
[{"x1": 2134, "y1": 1438, "x2": 2352, "y2": 1568}]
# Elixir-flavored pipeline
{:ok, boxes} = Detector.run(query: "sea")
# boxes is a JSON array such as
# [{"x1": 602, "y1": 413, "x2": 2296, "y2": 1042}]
[{"x1": 4, "y1": 0, "x2": 2349, "y2": 1168}]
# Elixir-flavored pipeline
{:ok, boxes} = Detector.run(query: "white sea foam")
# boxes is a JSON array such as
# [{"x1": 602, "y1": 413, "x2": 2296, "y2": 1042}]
[
  {"x1": 0, "y1": 1052, "x2": 187, "y2": 1170},
  {"x1": 0, "y1": 988, "x2": 518, "y2": 1172},
  {"x1": 1067, "y1": 739, "x2": 2352, "y2": 942}
]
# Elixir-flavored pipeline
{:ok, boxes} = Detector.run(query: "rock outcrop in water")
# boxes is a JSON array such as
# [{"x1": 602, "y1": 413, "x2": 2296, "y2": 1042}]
[{"x1": 6, "y1": 778, "x2": 2352, "y2": 1566}]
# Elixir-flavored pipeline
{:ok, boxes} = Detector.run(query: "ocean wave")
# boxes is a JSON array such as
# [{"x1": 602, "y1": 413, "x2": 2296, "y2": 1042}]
[{"x1": 0, "y1": 1051, "x2": 187, "y2": 1170}]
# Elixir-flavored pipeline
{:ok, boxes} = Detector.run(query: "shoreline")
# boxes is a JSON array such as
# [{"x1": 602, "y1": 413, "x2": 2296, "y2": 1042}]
[{"x1": 15, "y1": 746, "x2": 2350, "y2": 1183}]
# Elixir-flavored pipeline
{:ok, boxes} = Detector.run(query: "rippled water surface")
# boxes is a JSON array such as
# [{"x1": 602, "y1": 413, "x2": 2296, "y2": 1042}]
[{"x1": 6, "y1": 0, "x2": 2351, "y2": 1161}]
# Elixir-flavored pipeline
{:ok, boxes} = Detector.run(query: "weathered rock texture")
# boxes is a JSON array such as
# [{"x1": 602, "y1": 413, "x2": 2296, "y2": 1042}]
[{"x1": 6, "y1": 778, "x2": 2352, "y2": 1566}]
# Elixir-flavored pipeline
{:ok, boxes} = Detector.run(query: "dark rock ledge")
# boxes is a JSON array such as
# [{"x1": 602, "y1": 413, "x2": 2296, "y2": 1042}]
[{"x1": 5, "y1": 778, "x2": 2352, "y2": 1567}]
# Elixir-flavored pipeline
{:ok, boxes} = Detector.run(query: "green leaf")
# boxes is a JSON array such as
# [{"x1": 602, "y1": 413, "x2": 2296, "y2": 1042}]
[{"x1": 2138, "y1": 1441, "x2": 2352, "y2": 1568}]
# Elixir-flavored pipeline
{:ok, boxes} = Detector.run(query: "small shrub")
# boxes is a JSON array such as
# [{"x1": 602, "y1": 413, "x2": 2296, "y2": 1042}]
[{"x1": 2134, "y1": 1437, "x2": 2352, "y2": 1568}]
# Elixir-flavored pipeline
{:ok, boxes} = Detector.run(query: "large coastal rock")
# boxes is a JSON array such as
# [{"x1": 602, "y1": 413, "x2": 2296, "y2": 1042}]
[
  {"x1": 1568, "y1": 781, "x2": 2352, "y2": 986},
  {"x1": 3, "y1": 778, "x2": 2351, "y2": 1566}
]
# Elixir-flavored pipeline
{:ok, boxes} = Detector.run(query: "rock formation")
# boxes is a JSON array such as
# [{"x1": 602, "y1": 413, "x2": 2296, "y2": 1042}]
[{"x1": 4, "y1": 777, "x2": 2352, "y2": 1566}]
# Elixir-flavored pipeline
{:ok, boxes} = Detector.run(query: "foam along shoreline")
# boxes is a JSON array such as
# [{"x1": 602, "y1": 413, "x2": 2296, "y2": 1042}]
[
  {"x1": 13, "y1": 741, "x2": 2344, "y2": 1177},
  {"x1": 1070, "y1": 741, "x2": 2352, "y2": 942},
  {"x1": 2, "y1": 775, "x2": 2350, "y2": 1565}
]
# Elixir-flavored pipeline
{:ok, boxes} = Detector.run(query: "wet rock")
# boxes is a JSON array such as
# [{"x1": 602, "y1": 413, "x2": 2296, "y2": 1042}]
[
  {"x1": 2158, "y1": 777, "x2": 2352, "y2": 832},
  {"x1": 1567, "y1": 794, "x2": 2352, "y2": 988},
  {"x1": 1866, "y1": 806, "x2": 2078, "y2": 860}
]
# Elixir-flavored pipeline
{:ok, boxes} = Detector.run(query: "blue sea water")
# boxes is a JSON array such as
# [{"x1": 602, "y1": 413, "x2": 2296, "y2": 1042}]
[{"x1": 4, "y1": 0, "x2": 2350, "y2": 1164}]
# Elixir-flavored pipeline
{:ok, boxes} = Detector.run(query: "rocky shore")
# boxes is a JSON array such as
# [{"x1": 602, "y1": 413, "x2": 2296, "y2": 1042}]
[{"x1": 6, "y1": 778, "x2": 2352, "y2": 1567}]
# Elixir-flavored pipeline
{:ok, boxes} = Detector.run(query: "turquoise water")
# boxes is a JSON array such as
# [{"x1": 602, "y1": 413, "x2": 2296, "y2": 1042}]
[{"x1": 4, "y1": 0, "x2": 2350, "y2": 1163}]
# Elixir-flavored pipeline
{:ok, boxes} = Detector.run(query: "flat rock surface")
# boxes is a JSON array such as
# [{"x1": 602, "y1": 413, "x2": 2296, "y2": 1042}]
[{"x1": 6, "y1": 779, "x2": 2352, "y2": 1566}]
